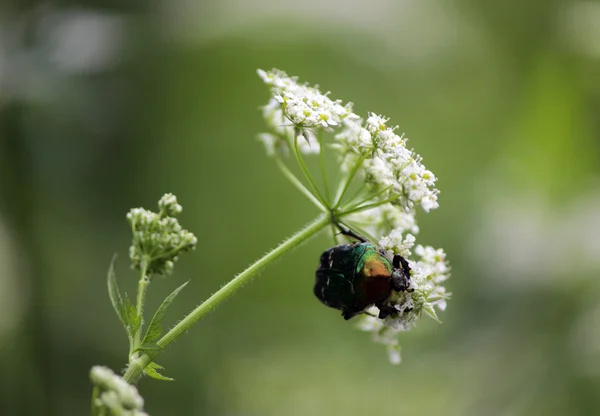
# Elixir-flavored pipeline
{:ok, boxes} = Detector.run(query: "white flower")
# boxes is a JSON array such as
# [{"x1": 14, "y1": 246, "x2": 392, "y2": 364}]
[
  {"x1": 257, "y1": 69, "x2": 355, "y2": 145},
  {"x1": 257, "y1": 68, "x2": 440, "y2": 212},
  {"x1": 257, "y1": 69, "x2": 449, "y2": 364},
  {"x1": 335, "y1": 118, "x2": 372, "y2": 151},
  {"x1": 356, "y1": 309, "x2": 384, "y2": 332},
  {"x1": 90, "y1": 366, "x2": 146, "y2": 412},
  {"x1": 386, "y1": 343, "x2": 401, "y2": 364},
  {"x1": 366, "y1": 113, "x2": 390, "y2": 134},
  {"x1": 414, "y1": 245, "x2": 451, "y2": 285},
  {"x1": 379, "y1": 230, "x2": 416, "y2": 257},
  {"x1": 348, "y1": 204, "x2": 419, "y2": 237},
  {"x1": 356, "y1": 241, "x2": 450, "y2": 363}
]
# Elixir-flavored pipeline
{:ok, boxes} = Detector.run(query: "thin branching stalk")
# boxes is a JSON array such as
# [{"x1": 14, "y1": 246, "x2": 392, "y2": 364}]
[{"x1": 122, "y1": 213, "x2": 331, "y2": 384}]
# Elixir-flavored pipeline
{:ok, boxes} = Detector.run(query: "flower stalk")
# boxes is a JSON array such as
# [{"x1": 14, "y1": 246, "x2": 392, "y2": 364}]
[
  {"x1": 132, "y1": 261, "x2": 149, "y2": 356},
  {"x1": 122, "y1": 213, "x2": 331, "y2": 384},
  {"x1": 92, "y1": 67, "x2": 451, "y2": 415},
  {"x1": 257, "y1": 68, "x2": 450, "y2": 363}
]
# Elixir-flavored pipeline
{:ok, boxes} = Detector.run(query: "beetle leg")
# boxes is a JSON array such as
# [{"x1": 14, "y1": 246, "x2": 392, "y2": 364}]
[
  {"x1": 361, "y1": 309, "x2": 379, "y2": 318},
  {"x1": 378, "y1": 309, "x2": 390, "y2": 319},
  {"x1": 342, "y1": 309, "x2": 357, "y2": 320},
  {"x1": 335, "y1": 223, "x2": 367, "y2": 243},
  {"x1": 375, "y1": 303, "x2": 396, "y2": 319}
]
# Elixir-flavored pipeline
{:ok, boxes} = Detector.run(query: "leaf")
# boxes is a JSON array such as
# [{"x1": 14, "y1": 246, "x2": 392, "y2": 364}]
[
  {"x1": 148, "y1": 362, "x2": 165, "y2": 370},
  {"x1": 424, "y1": 305, "x2": 442, "y2": 323},
  {"x1": 124, "y1": 296, "x2": 142, "y2": 337},
  {"x1": 144, "y1": 362, "x2": 174, "y2": 381},
  {"x1": 133, "y1": 344, "x2": 163, "y2": 355},
  {"x1": 107, "y1": 255, "x2": 127, "y2": 330},
  {"x1": 141, "y1": 281, "x2": 189, "y2": 346}
]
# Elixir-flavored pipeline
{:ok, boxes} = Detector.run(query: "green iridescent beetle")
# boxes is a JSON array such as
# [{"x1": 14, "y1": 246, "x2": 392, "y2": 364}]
[{"x1": 314, "y1": 231, "x2": 412, "y2": 320}]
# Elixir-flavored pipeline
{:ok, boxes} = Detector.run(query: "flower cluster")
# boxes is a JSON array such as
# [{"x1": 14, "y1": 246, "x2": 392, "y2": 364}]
[
  {"x1": 90, "y1": 366, "x2": 148, "y2": 416},
  {"x1": 257, "y1": 68, "x2": 439, "y2": 213},
  {"x1": 348, "y1": 201, "x2": 450, "y2": 363},
  {"x1": 257, "y1": 68, "x2": 357, "y2": 157},
  {"x1": 127, "y1": 193, "x2": 197, "y2": 276},
  {"x1": 336, "y1": 113, "x2": 439, "y2": 212},
  {"x1": 257, "y1": 69, "x2": 449, "y2": 364},
  {"x1": 357, "y1": 244, "x2": 450, "y2": 363},
  {"x1": 258, "y1": 68, "x2": 356, "y2": 130},
  {"x1": 361, "y1": 113, "x2": 439, "y2": 212}
]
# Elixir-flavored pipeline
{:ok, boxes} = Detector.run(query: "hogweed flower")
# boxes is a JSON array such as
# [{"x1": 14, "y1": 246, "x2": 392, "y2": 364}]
[
  {"x1": 98, "y1": 69, "x2": 450, "y2": 406},
  {"x1": 258, "y1": 68, "x2": 451, "y2": 364}
]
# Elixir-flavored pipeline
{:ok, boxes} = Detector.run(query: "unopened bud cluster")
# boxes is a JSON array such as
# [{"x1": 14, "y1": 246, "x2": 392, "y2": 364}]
[
  {"x1": 90, "y1": 366, "x2": 148, "y2": 416},
  {"x1": 127, "y1": 194, "x2": 197, "y2": 276}
]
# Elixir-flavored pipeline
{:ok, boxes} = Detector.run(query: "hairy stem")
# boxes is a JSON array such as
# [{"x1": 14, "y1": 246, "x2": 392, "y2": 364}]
[
  {"x1": 339, "y1": 194, "x2": 398, "y2": 217},
  {"x1": 275, "y1": 158, "x2": 326, "y2": 211},
  {"x1": 91, "y1": 386, "x2": 99, "y2": 416},
  {"x1": 122, "y1": 213, "x2": 331, "y2": 384},
  {"x1": 293, "y1": 136, "x2": 328, "y2": 208},
  {"x1": 333, "y1": 153, "x2": 368, "y2": 208},
  {"x1": 132, "y1": 262, "x2": 149, "y2": 356}
]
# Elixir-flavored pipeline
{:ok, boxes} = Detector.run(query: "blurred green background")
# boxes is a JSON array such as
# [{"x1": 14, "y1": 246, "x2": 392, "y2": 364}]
[{"x1": 2, "y1": 0, "x2": 600, "y2": 415}]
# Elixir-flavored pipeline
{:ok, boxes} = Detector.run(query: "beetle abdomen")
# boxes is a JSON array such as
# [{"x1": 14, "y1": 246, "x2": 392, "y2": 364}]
[{"x1": 314, "y1": 270, "x2": 354, "y2": 310}]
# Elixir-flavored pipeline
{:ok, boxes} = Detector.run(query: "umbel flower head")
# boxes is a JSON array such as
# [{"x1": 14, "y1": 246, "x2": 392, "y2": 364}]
[
  {"x1": 258, "y1": 69, "x2": 450, "y2": 364},
  {"x1": 257, "y1": 68, "x2": 438, "y2": 212},
  {"x1": 127, "y1": 193, "x2": 197, "y2": 276}
]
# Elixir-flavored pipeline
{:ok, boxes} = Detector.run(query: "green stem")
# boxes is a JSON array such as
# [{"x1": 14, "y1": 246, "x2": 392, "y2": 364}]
[
  {"x1": 275, "y1": 158, "x2": 326, "y2": 211},
  {"x1": 122, "y1": 213, "x2": 331, "y2": 384},
  {"x1": 338, "y1": 219, "x2": 378, "y2": 244},
  {"x1": 132, "y1": 262, "x2": 149, "y2": 355},
  {"x1": 293, "y1": 136, "x2": 328, "y2": 208},
  {"x1": 342, "y1": 179, "x2": 367, "y2": 210},
  {"x1": 91, "y1": 386, "x2": 99, "y2": 416},
  {"x1": 333, "y1": 153, "x2": 368, "y2": 208},
  {"x1": 342, "y1": 184, "x2": 391, "y2": 213},
  {"x1": 317, "y1": 132, "x2": 331, "y2": 205},
  {"x1": 339, "y1": 194, "x2": 398, "y2": 217}
]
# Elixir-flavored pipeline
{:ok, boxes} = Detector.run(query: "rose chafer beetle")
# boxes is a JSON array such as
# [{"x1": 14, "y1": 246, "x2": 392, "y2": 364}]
[{"x1": 314, "y1": 227, "x2": 412, "y2": 320}]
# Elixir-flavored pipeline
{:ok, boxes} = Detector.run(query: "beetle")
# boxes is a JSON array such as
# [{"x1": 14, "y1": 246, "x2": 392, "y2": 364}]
[{"x1": 313, "y1": 228, "x2": 412, "y2": 320}]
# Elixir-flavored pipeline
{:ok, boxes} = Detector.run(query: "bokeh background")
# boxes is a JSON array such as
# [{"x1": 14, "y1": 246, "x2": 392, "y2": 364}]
[{"x1": 2, "y1": 0, "x2": 600, "y2": 415}]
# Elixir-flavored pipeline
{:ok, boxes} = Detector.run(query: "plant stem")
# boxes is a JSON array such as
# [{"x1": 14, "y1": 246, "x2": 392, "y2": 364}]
[
  {"x1": 293, "y1": 136, "x2": 328, "y2": 208},
  {"x1": 91, "y1": 386, "x2": 99, "y2": 416},
  {"x1": 317, "y1": 132, "x2": 331, "y2": 205},
  {"x1": 122, "y1": 213, "x2": 331, "y2": 384},
  {"x1": 132, "y1": 262, "x2": 149, "y2": 355},
  {"x1": 275, "y1": 157, "x2": 326, "y2": 211},
  {"x1": 333, "y1": 153, "x2": 368, "y2": 208},
  {"x1": 339, "y1": 194, "x2": 398, "y2": 216}
]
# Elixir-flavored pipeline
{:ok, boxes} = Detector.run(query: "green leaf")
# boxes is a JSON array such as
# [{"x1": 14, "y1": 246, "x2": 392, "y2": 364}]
[
  {"x1": 144, "y1": 362, "x2": 174, "y2": 381},
  {"x1": 424, "y1": 305, "x2": 442, "y2": 323},
  {"x1": 148, "y1": 362, "x2": 165, "y2": 370},
  {"x1": 133, "y1": 343, "x2": 163, "y2": 355},
  {"x1": 124, "y1": 296, "x2": 142, "y2": 337},
  {"x1": 141, "y1": 281, "x2": 189, "y2": 346},
  {"x1": 107, "y1": 255, "x2": 125, "y2": 324}
]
